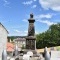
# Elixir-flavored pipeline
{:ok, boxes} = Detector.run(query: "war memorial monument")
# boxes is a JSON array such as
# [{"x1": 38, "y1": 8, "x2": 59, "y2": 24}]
[{"x1": 26, "y1": 13, "x2": 36, "y2": 50}]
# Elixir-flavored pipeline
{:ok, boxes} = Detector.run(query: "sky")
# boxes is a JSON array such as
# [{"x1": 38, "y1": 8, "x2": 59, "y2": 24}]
[{"x1": 0, "y1": 0, "x2": 60, "y2": 36}]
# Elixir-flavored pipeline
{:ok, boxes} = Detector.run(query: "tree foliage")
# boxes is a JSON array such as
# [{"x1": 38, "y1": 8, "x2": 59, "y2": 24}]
[
  {"x1": 36, "y1": 23, "x2": 60, "y2": 49},
  {"x1": 8, "y1": 36, "x2": 15, "y2": 42}
]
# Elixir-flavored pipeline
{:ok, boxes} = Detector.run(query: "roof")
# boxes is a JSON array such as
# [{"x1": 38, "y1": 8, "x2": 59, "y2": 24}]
[
  {"x1": 14, "y1": 38, "x2": 26, "y2": 41},
  {"x1": 0, "y1": 22, "x2": 9, "y2": 33},
  {"x1": 7, "y1": 42, "x2": 14, "y2": 51}
]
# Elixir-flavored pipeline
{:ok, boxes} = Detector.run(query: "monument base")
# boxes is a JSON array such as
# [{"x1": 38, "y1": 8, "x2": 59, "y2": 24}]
[{"x1": 26, "y1": 36, "x2": 36, "y2": 50}]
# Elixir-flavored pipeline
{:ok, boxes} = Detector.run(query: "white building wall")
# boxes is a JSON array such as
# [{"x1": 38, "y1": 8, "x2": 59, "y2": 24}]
[
  {"x1": 0, "y1": 24, "x2": 8, "y2": 60},
  {"x1": 15, "y1": 40, "x2": 26, "y2": 49}
]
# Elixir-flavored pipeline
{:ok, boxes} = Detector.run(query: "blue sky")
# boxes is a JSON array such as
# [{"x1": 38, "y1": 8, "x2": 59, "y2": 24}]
[{"x1": 0, "y1": 0, "x2": 60, "y2": 36}]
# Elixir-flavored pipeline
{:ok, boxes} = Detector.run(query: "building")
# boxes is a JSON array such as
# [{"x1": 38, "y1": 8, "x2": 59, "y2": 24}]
[
  {"x1": 8, "y1": 36, "x2": 26, "y2": 51},
  {"x1": 14, "y1": 38, "x2": 26, "y2": 49},
  {"x1": 0, "y1": 23, "x2": 8, "y2": 60}
]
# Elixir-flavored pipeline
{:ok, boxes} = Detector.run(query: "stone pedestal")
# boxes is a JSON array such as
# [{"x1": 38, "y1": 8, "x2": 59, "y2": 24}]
[{"x1": 26, "y1": 36, "x2": 36, "y2": 50}]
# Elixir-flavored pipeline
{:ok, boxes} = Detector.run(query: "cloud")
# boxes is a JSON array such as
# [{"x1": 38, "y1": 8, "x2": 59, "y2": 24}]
[
  {"x1": 22, "y1": 0, "x2": 33, "y2": 5},
  {"x1": 22, "y1": 30, "x2": 28, "y2": 36},
  {"x1": 14, "y1": 30, "x2": 21, "y2": 33},
  {"x1": 39, "y1": 0, "x2": 60, "y2": 11},
  {"x1": 35, "y1": 14, "x2": 53, "y2": 19},
  {"x1": 35, "y1": 31, "x2": 39, "y2": 34},
  {"x1": 34, "y1": 0, "x2": 37, "y2": 1},
  {"x1": 24, "y1": 30, "x2": 28, "y2": 33},
  {"x1": 32, "y1": 5, "x2": 37, "y2": 8},
  {"x1": 8, "y1": 30, "x2": 10, "y2": 32},
  {"x1": 22, "y1": 0, "x2": 37, "y2": 5},
  {"x1": 11, "y1": 29, "x2": 28, "y2": 36},
  {"x1": 35, "y1": 14, "x2": 57, "y2": 26},
  {"x1": 3, "y1": 0, "x2": 10, "y2": 8},
  {"x1": 37, "y1": 20, "x2": 57, "y2": 26},
  {"x1": 22, "y1": 19, "x2": 28, "y2": 22}
]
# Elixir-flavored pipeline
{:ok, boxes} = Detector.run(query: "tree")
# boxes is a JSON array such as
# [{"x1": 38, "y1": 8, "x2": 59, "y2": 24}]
[{"x1": 36, "y1": 23, "x2": 60, "y2": 49}]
